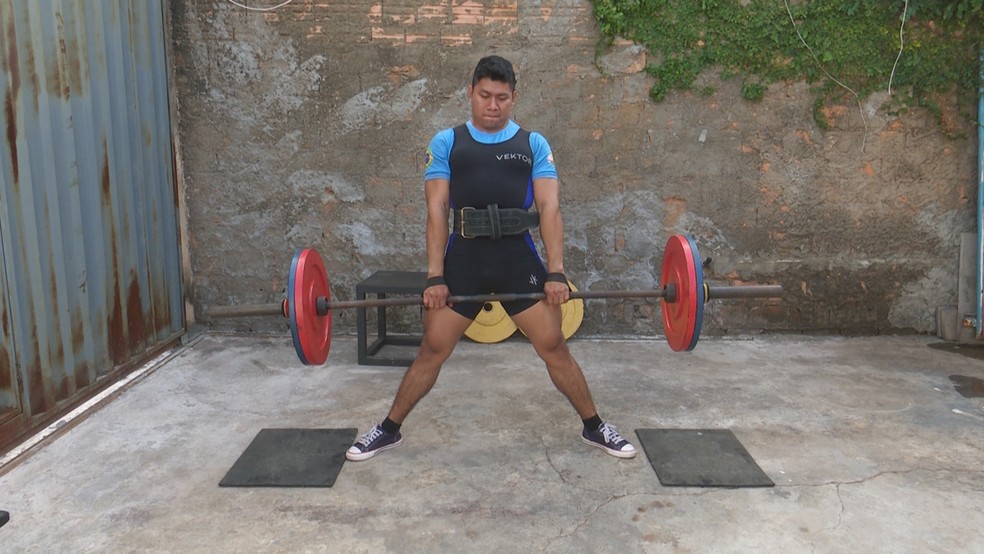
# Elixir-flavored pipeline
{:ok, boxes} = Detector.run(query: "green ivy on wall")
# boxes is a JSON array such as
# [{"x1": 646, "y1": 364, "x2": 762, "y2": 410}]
[{"x1": 591, "y1": 0, "x2": 983, "y2": 129}]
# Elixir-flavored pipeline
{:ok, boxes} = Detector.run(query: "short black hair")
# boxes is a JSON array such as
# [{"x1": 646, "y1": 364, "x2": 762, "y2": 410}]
[{"x1": 471, "y1": 55, "x2": 517, "y2": 91}]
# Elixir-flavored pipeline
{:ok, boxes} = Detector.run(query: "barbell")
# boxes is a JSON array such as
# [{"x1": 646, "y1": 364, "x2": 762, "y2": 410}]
[{"x1": 209, "y1": 234, "x2": 783, "y2": 364}]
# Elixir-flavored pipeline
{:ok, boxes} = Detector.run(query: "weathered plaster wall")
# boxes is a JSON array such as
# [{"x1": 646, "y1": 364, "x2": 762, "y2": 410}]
[{"x1": 170, "y1": 0, "x2": 977, "y2": 338}]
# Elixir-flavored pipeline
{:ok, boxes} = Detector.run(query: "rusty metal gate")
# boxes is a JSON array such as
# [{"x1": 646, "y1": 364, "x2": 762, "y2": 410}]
[{"x1": 0, "y1": 1, "x2": 183, "y2": 453}]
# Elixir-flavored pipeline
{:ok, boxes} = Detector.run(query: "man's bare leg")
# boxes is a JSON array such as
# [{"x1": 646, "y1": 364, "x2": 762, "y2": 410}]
[
  {"x1": 347, "y1": 306, "x2": 472, "y2": 461},
  {"x1": 511, "y1": 301, "x2": 597, "y2": 418},
  {"x1": 512, "y1": 301, "x2": 636, "y2": 458},
  {"x1": 387, "y1": 306, "x2": 473, "y2": 423}
]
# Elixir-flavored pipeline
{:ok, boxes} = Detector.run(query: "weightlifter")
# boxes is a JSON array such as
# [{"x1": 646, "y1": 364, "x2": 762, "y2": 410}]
[{"x1": 347, "y1": 55, "x2": 636, "y2": 461}]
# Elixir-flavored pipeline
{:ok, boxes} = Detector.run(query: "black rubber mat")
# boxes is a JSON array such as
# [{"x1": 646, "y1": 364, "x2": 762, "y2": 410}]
[
  {"x1": 219, "y1": 428, "x2": 357, "y2": 488},
  {"x1": 636, "y1": 428, "x2": 774, "y2": 488}
]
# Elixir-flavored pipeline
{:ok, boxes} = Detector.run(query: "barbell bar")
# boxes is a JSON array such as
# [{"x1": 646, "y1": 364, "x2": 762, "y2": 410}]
[
  {"x1": 208, "y1": 234, "x2": 783, "y2": 364},
  {"x1": 210, "y1": 284, "x2": 779, "y2": 315}
]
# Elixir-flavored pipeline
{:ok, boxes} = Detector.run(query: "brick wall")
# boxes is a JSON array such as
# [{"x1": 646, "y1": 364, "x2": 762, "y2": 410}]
[{"x1": 171, "y1": 0, "x2": 978, "y2": 338}]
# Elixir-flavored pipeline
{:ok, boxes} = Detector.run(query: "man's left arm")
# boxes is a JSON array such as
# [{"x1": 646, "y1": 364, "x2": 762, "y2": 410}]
[{"x1": 533, "y1": 177, "x2": 570, "y2": 305}]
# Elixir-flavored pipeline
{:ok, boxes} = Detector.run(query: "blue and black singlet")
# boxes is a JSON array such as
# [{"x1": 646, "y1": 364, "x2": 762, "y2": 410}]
[{"x1": 424, "y1": 120, "x2": 558, "y2": 319}]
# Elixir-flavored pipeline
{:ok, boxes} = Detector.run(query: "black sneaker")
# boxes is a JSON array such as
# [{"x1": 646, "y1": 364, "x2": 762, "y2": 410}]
[
  {"x1": 346, "y1": 423, "x2": 403, "y2": 461},
  {"x1": 581, "y1": 423, "x2": 637, "y2": 458}
]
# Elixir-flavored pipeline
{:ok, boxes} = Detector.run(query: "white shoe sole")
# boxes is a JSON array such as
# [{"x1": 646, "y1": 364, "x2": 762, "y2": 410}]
[
  {"x1": 581, "y1": 436, "x2": 637, "y2": 459},
  {"x1": 345, "y1": 437, "x2": 403, "y2": 461}
]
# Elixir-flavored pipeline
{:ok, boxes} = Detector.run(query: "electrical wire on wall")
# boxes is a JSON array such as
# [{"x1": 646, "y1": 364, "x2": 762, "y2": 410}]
[
  {"x1": 783, "y1": 0, "x2": 868, "y2": 153},
  {"x1": 224, "y1": 0, "x2": 296, "y2": 11},
  {"x1": 888, "y1": 0, "x2": 909, "y2": 97}
]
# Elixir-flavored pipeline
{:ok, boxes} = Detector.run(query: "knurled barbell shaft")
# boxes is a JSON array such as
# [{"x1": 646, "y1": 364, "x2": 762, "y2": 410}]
[
  {"x1": 208, "y1": 289, "x2": 671, "y2": 318},
  {"x1": 208, "y1": 284, "x2": 783, "y2": 319},
  {"x1": 317, "y1": 288, "x2": 675, "y2": 314}
]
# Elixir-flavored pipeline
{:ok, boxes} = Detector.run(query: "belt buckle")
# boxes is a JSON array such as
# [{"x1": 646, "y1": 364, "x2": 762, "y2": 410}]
[{"x1": 459, "y1": 207, "x2": 476, "y2": 239}]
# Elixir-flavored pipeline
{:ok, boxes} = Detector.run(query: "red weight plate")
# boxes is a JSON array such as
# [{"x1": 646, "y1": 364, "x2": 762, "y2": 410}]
[
  {"x1": 682, "y1": 235, "x2": 705, "y2": 350},
  {"x1": 288, "y1": 248, "x2": 332, "y2": 365},
  {"x1": 659, "y1": 235, "x2": 702, "y2": 352}
]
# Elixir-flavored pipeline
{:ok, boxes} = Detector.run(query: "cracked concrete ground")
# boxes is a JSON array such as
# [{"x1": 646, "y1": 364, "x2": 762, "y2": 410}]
[{"x1": 1, "y1": 333, "x2": 982, "y2": 552}]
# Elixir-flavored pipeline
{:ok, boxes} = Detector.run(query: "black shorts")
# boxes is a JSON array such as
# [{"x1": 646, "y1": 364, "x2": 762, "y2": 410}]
[{"x1": 443, "y1": 233, "x2": 548, "y2": 320}]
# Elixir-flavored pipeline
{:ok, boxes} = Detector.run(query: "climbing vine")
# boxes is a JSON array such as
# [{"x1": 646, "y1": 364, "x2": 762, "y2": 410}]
[{"x1": 591, "y1": 0, "x2": 983, "y2": 130}]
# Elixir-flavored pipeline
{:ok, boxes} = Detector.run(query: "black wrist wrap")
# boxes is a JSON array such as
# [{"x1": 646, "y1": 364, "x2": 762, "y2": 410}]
[
  {"x1": 546, "y1": 272, "x2": 568, "y2": 286},
  {"x1": 425, "y1": 276, "x2": 447, "y2": 288}
]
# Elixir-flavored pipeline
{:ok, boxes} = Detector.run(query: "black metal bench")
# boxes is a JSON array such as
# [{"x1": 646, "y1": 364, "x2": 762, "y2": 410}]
[{"x1": 356, "y1": 271, "x2": 426, "y2": 366}]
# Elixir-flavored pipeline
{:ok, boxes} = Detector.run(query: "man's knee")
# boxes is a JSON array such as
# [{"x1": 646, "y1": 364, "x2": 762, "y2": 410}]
[
  {"x1": 416, "y1": 333, "x2": 457, "y2": 364},
  {"x1": 531, "y1": 331, "x2": 569, "y2": 360}
]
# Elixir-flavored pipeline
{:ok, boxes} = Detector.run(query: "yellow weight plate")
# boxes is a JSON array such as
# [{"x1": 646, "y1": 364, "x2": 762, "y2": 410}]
[
  {"x1": 520, "y1": 281, "x2": 584, "y2": 340},
  {"x1": 561, "y1": 282, "x2": 585, "y2": 339},
  {"x1": 464, "y1": 301, "x2": 518, "y2": 343}
]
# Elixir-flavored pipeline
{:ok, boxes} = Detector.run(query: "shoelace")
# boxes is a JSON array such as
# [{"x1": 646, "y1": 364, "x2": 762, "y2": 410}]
[
  {"x1": 358, "y1": 424, "x2": 384, "y2": 447},
  {"x1": 599, "y1": 423, "x2": 624, "y2": 445}
]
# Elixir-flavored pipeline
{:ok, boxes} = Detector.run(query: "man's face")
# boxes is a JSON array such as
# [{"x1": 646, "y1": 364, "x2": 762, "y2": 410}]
[{"x1": 467, "y1": 77, "x2": 517, "y2": 133}]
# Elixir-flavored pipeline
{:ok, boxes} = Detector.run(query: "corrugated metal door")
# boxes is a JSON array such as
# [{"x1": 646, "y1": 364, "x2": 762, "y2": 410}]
[{"x1": 0, "y1": 1, "x2": 183, "y2": 452}]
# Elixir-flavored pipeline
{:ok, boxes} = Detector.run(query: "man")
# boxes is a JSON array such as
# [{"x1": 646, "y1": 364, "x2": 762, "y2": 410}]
[{"x1": 347, "y1": 55, "x2": 636, "y2": 461}]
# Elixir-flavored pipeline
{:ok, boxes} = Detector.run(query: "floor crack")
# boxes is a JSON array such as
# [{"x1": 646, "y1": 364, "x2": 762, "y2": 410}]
[{"x1": 787, "y1": 466, "x2": 984, "y2": 488}]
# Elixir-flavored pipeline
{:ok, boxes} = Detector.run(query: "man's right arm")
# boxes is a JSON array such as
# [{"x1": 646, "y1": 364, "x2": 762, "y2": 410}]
[{"x1": 423, "y1": 178, "x2": 451, "y2": 309}]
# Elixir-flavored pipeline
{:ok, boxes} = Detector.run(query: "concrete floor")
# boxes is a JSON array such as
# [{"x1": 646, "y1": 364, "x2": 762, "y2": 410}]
[{"x1": 0, "y1": 332, "x2": 982, "y2": 553}]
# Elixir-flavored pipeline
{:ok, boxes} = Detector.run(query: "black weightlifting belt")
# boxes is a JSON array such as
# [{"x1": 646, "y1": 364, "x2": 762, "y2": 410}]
[{"x1": 453, "y1": 204, "x2": 540, "y2": 239}]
